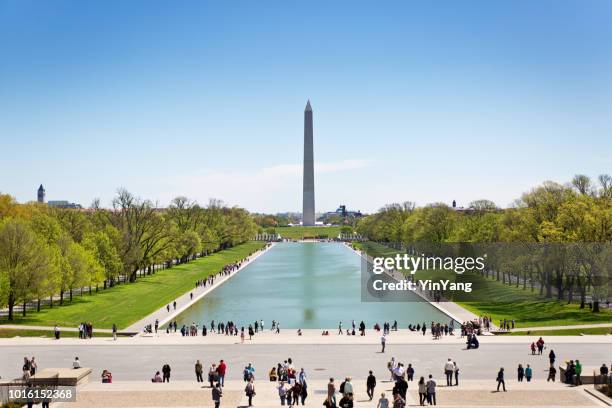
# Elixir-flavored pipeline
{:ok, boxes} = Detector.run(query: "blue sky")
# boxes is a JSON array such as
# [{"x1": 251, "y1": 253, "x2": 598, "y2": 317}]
[{"x1": 1, "y1": 1, "x2": 611, "y2": 213}]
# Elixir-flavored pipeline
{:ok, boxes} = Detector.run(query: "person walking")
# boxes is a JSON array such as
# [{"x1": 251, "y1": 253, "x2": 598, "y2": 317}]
[
  {"x1": 549, "y1": 350, "x2": 556, "y2": 366},
  {"x1": 418, "y1": 377, "x2": 427, "y2": 406},
  {"x1": 112, "y1": 324, "x2": 117, "y2": 341},
  {"x1": 195, "y1": 360, "x2": 203, "y2": 382},
  {"x1": 162, "y1": 363, "x2": 171, "y2": 383},
  {"x1": 377, "y1": 392, "x2": 389, "y2": 408},
  {"x1": 278, "y1": 381, "x2": 288, "y2": 406},
  {"x1": 392, "y1": 393, "x2": 405, "y2": 408},
  {"x1": 367, "y1": 371, "x2": 377, "y2": 400},
  {"x1": 212, "y1": 382, "x2": 223, "y2": 408},
  {"x1": 496, "y1": 368, "x2": 506, "y2": 392},
  {"x1": 444, "y1": 359, "x2": 454, "y2": 386},
  {"x1": 245, "y1": 378, "x2": 255, "y2": 406}
]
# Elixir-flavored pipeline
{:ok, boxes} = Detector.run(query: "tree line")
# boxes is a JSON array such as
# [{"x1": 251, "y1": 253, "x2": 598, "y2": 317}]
[
  {"x1": 355, "y1": 174, "x2": 612, "y2": 311},
  {"x1": 0, "y1": 189, "x2": 257, "y2": 320}
]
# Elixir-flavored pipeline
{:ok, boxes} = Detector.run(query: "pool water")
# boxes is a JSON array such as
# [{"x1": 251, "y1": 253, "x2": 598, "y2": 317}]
[{"x1": 173, "y1": 242, "x2": 454, "y2": 329}]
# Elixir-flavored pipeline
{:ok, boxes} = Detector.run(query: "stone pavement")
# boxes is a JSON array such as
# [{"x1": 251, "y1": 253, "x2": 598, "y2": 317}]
[
  {"x1": 1, "y1": 327, "x2": 611, "y2": 346},
  {"x1": 51, "y1": 379, "x2": 608, "y2": 407}
]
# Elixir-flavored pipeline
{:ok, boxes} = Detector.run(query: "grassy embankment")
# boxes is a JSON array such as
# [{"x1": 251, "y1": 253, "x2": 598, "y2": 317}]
[
  {"x1": 275, "y1": 226, "x2": 342, "y2": 239},
  {"x1": 354, "y1": 241, "x2": 612, "y2": 333},
  {"x1": 0, "y1": 328, "x2": 114, "y2": 338},
  {"x1": 0, "y1": 241, "x2": 265, "y2": 330}
]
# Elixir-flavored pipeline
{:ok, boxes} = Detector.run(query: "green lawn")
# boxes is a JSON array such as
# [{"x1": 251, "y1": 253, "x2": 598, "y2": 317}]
[
  {"x1": 356, "y1": 241, "x2": 612, "y2": 329},
  {"x1": 353, "y1": 241, "x2": 404, "y2": 257},
  {"x1": 0, "y1": 328, "x2": 114, "y2": 338},
  {"x1": 2, "y1": 241, "x2": 265, "y2": 330},
  {"x1": 275, "y1": 226, "x2": 342, "y2": 239},
  {"x1": 501, "y1": 327, "x2": 612, "y2": 336}
]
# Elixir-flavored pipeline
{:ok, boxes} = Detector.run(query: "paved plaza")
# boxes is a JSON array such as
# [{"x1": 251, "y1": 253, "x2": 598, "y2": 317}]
[{"x1": 50, "y1": 379, "x2": 608, "y2": 408}]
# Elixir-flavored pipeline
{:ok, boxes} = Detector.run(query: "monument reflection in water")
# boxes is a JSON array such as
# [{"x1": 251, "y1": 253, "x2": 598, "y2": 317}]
[{"x1": 173, "y1": 242, "x2": 454, "y2": 329}]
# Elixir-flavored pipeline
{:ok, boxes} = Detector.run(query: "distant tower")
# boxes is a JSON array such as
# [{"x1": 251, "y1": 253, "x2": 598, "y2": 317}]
[
  {"x1": 37, "y1": 184, "x2": 46, "y2": 203},
  {"x1": 302, "y1": 100, "x2": 315, "y2": 226}
]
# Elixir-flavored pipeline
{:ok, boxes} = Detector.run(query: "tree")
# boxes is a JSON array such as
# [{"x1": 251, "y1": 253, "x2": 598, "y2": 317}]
[
  {"x1": 571, "y1": 174, "x2": 593, "y2": 196},
  {"x1": 0, "y1": 218, "x2": 55, "y2": 320}
]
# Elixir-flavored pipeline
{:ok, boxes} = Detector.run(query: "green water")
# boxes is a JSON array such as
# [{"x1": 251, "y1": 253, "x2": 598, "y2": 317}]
[{"x1": 174, "y1": 242, "x2": 454, "y2": 329}]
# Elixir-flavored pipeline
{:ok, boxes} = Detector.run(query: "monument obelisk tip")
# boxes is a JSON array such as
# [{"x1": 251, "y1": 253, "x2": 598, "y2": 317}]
[{"x1": 302, "y1": 100, "x2": 315, "y2": 226}]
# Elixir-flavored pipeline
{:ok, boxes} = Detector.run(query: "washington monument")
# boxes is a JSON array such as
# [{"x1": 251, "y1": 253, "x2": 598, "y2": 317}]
[{"x1": 302, "y1": 100, "x2": 315, "y2": 226}]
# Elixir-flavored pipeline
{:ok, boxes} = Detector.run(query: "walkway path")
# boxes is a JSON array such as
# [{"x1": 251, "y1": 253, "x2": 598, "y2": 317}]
[
  {"x1": 124, "y1": 242, "x2": 276, "y2": 333},
  {"x1": 37, "y1": 379, "x2": 612, "y2": 407},
  {"x1": 509, "y1": 323, "x2": 612, "y2": 332}
]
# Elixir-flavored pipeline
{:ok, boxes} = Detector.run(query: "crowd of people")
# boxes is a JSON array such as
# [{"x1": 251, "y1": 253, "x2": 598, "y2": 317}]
[
  {"x1": 15, "y1": 352, "x2": 612, "y2": 408},
  {"x1": 78, "y1": 322, "x2": 94, "y2": 339}
]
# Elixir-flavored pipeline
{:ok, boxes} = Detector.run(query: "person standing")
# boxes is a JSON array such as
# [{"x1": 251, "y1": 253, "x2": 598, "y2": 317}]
[
  {"x1": 525, "y1": 364, "x2": 533, "y2": 382},
  {"x1": 426, "y1": 375, "x2": 436, "y2": 405},
  {"x1": 418, "y1": 377, "x2": 427, "y2": 406},
  {"x1": 162, "y1": 363, "x2": 171, "y2": 383},
  {"x1": 327, "y1": 378, "x2": 336, "y2": 407},
  {"x1": 367, "y1": 371, "x2": 377, "y2": 400},
  {"x1": 381, "y1": 334, "x2": 387, "y2": 353},
  {"x1": 112, "y1": 324, "x2": 117, "y2": 341},
  {"x1": 394, "y1": 376, "x2": 408, "y2": 400},
  {"x1": 195, "y1": 360, "x2": 203, "y2": 382},
  {"x1": 29, "y1": 357, "x2": 37, "y2": 376},
  {"x1": 547, "y1": 364, "x2": 557, "y2": 382},
  {"x1": 217, "y1": 360, "x2": 227, "y2": 387},
  {"x1": 453, "y1": 362, "x2": 459, "y2": 386},
  {"x1": 343, "y1": 377, "x2": 354, "y2": 397},
  {"x1": 212, "y1": 382, "x2": 223, "y2": 408},
  {"x1": 245, "y1": 378, "x2": 255, "y2": 406},
  {"x1": 299, "y1": 368, "x2": 307, "y2": 386},
  {"x1": 406, "y1": 364, "x2": 414, "y2": 382},
  {"x1": 54, "y1": 325, "x2": 60, "y2": 340},
  {"x1": 575, "y1": 360, "x2": 582, "y2": 385},
  {"x1": 549, "y1": 350, "x2": 556, "y2": 366},
  {"x1": 278, "y1": 381, "x2": 288, "y2": 406},
  {"x1": 517, "y1": 364, "x2": 524, "y2": 382},
  {"x1": 444, "y1": 359, "x2": 454, "y2": 386},
  {"x1": 496, "y1": 368, "x2": 506, "y2": 392}
]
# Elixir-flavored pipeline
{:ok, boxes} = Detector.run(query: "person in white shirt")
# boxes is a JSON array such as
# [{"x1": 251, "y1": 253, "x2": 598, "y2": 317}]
[
  {"x1": 444, "y1": 358, "x2": 454, "y2": 386},
  {"x1": 73, "y1": 357, "x2": 81, "y2": 369}
]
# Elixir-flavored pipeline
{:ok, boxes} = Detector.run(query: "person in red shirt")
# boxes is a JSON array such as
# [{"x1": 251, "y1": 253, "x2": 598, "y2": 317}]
[{"x1": 217, "y1": 360, "x2": 227, "y2": 387}]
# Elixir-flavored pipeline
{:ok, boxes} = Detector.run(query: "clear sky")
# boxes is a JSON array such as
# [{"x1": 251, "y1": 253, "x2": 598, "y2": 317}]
[{"x1": 1, "y1": 1, "x2": 611, "y2": 213}]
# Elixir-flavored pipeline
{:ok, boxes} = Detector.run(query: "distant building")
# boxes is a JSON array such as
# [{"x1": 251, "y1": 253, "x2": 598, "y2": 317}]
[
  {"x1": 47, "y1": 200, "x2": 83, "y2": 209},
  {"x1": 37, "y1": 185, "x2": 82, "y2": 208},
  {"x1": 324, "y1": 204, "x2": 363, "y2": 219},
  {"x1": 37, "y1": 184, "x2": 45, "y2": 203}
]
